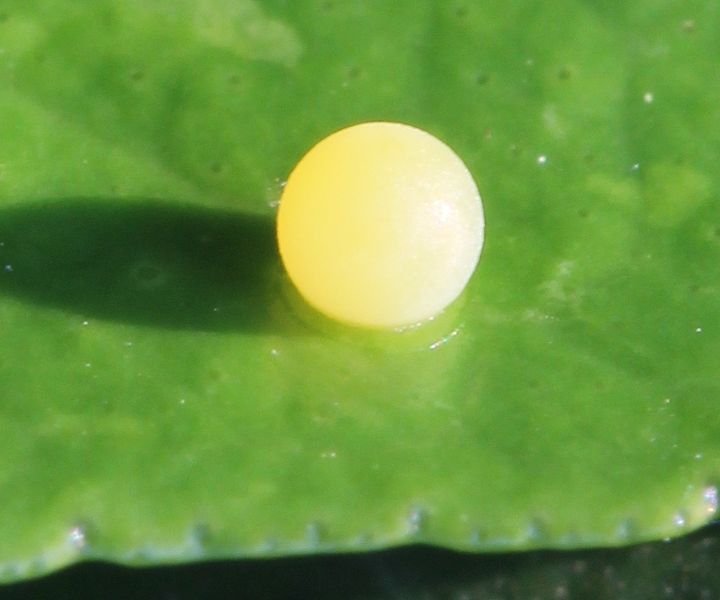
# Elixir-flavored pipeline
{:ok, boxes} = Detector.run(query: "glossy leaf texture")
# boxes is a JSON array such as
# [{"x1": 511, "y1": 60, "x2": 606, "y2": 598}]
[{"x1": 0, "y1": 0, "x2": 718, "y2": 583}]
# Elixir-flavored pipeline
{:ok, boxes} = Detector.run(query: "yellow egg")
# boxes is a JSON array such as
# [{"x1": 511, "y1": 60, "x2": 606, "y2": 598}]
[{"x1": 276, "y1": 122, "x2": 484, "y2": 329}]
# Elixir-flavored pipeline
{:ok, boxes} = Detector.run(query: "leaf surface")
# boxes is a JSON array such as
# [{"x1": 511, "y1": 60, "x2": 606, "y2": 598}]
[{"x1": 0, "y1": 0, "x2": 718, "y2": 582}]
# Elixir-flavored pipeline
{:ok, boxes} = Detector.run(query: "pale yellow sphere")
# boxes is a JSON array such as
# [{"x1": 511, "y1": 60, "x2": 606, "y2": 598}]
[{"x1": 276, "y1": 122, "x2": 484, "y2": 329}]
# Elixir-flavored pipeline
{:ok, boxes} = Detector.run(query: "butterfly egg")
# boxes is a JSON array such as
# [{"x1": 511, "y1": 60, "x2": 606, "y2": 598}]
[{"x1": 277, "y1": 122, "x2": 484, "y2": 329}]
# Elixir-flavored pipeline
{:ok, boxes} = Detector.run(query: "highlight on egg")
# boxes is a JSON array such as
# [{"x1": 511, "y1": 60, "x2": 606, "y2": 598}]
[{"x1": 276, "y1": 121, "x2": 485, "y2": 329}]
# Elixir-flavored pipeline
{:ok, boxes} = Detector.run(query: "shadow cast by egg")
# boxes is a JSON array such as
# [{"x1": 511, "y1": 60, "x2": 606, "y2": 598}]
[{"x1": 0, "y1": 198, "x2": 286, "y2": 332}]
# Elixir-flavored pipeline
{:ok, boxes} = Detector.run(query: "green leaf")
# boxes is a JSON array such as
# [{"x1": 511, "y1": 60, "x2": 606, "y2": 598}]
[{"x1": 0, "y1": 0, "x2": 718, "y2": 583}]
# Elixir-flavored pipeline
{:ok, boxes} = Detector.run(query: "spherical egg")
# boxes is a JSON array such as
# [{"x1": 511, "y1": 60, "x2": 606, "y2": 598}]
[{"x1": 276, "y1": 122, "x2": 484, "y2": 329}]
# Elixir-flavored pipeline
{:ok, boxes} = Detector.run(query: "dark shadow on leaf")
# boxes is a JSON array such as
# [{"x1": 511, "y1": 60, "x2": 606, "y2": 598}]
[{"x1": 0, "y1": 198, "x2": 289, "y2": 333}]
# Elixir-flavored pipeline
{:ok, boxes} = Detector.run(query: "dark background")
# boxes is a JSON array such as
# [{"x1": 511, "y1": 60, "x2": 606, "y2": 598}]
[{"x1": 3, "y1": 522, "x2": 719, "y2": 600}]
